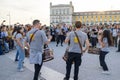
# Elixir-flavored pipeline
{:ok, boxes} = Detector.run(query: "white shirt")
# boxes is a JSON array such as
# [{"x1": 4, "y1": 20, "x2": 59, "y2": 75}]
[{"x1": 112, "y1": 29, "x2": 118, "y2": 37}]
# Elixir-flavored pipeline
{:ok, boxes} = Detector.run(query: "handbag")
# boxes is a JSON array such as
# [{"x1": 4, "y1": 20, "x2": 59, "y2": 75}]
[
  {"x1": 62, "y1": 31, "x2": 83, "y2": 61},
  {"x1": 42, "y1": 46, "x2": 54, "y2": 62},
  {"x1": 62, "y1": 47, "x2": 69, "y2": 61},
  {"x1": 88, "y1": 46, "x2": 101, "y2": 55}
]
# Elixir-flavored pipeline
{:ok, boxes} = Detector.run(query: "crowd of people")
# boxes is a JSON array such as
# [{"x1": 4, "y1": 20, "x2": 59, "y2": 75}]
[{"x1": 0, "y1": 20, "x2": 120, "y2": 80}]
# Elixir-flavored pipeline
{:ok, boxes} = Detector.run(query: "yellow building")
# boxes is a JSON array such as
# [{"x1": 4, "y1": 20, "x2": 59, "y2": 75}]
[{"x1": 73, "y1": 10, "x2": 120, "y2": 25}]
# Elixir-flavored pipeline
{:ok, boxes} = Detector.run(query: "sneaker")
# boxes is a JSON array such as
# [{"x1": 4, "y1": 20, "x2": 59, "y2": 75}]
[
  {"x1": 39, "y1": 76, "x2": 46, "y2": 80},
  {"x1": 98, "y1": 66, "x2": 102, "y2": 69},
  {"x1": 18, "y1": 68, "x2": 24, "y2": 72},
  {"x1": 102, "y1": 71, "x2": 110, "y2": 75},
  {"x1": 38, "y1": 72, "x2": 41, "y2": 78}
]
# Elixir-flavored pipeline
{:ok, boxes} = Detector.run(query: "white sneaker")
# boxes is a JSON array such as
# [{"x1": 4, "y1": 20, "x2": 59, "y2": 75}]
[
  {"x1": 98, "y1": 66, "x2": 102, "y2": 69},
  {"x1": 102, "y1": 71, "x2": 110, "y2": 75},
  {"x1": 18, "y1": 68, "x2": 24, "y2": 72}
]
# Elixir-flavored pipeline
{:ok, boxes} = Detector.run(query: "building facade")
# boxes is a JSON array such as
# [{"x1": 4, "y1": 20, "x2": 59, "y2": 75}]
[
  {"x1": 50, "y1": 2, "x2": 74, "y2": 26},
  {"x1": 73, "y1": 11, "x2": 120, "y2": 25},
  {"x1": 50, "y1": 2, "x2": 120, "y2": 26}
]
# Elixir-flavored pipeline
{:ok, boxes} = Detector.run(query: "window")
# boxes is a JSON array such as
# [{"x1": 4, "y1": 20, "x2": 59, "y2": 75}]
[
  {"x1": 63, "y1": 9, "x2": 66, "y2": 14},
  {"x1": 67, "y1": 16, "x2": 69, "y2": 19},
  {"x1": 107, "y1": 12, "x2": 109, "y2": 14},
  {"x1": 93, "y1": 13, "x2": 96, "y2": 15},
  {"x1": 52, "y1": 9, "x2": 54, "y2": 15},
  {"x1": 56, "y1": 9, "x2": 58, "y2": 15},
  {"x1": 112, "y1": 12, "x2": 115, "y2": 14},
  {"x1": 59, "y1": 9, "x2": 61, "y2": 15},
  {"x1": 80, "y1": 13, "x2": 83, "y2": 15},
  {"x1": 110, "y1": 16, "x2": 112, "y2": 21},
  {"x1": 85, "y1": 13, "x2": 87, "y2": 15},
  {"x1": 67, "y1": 9, "x2": 69, "y2": 14},
  {"x1": 61, "y1": 9, "x2": 64, "y2": 14},
  {"x1": 82, "y1": 16, "x2": 84, "y2": 19},
  {"x1": 86, "y1": 16, "x2": 88, "y2": 18},
  {"x1": 104, "y1": 18, "x2": 107, "y2": 21}
]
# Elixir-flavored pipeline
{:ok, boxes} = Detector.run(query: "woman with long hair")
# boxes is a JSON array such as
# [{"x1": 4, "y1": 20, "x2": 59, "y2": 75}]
[
  {"x1": 99, "y1": 30, "x2": 113, "y2": 74},
  {"x1": 15, "y1": 27, "x2": 25, "y2": 72},
  {"x1": 12, "y1": 26, "x2": 19, "y2": 61}
]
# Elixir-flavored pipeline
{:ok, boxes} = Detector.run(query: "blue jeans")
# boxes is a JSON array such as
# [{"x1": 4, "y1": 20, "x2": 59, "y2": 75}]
[
  {"x1": 4, "y1": 41, "x2": 9, "y2": 52},
  {"x1": 15, "y1": 50, "x2": 19, "y2": 61},
  {"x1": 16, "y1": 46, "x2": 25, "y2": 69},
  {"x1": 0, "y1": 43, "x2": 3, "y2": 55}
]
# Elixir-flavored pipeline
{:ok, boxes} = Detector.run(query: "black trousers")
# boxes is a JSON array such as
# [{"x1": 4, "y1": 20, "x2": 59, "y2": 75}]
[
  {"x1": 99, "y1": 51, "x2": 109, "y2": 71},
  {"x1": 33, "y1": 61, "x2": 43, "y2": 80},
  {"x1": 113, "y1": 36, "x2": 117, "y2": 47},
  {"x1": 65, "y1": 52, "x2": 82, "y2": 80},
  {"x1": 91, "y1": 37, "x2": 97, "y2": 47},
  {"x1": 56, "y1": 35, "x2": 64, "y2": 45}
]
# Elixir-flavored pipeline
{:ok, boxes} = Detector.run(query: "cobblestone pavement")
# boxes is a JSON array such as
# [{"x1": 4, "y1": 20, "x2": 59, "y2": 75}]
[{"x1": 0, "y1": 42, "x2": 120, "y2": 80}]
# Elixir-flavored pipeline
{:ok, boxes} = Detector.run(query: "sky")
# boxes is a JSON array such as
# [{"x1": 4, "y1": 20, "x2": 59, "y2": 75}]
[{"x1": 0, "y1": 0, "x2": 120, "y2": 25}]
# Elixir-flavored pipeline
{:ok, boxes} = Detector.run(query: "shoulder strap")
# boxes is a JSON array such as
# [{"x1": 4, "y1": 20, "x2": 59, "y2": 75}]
[
  {"x1": 14, "y1": 32, "x2": 18, "y2": 39},
  {"x1": 74, "y1": 31, "x2": 83, "y2": 54},
  {"x1": 29, "y1": 30, "x2": 38, "y2": 44}
]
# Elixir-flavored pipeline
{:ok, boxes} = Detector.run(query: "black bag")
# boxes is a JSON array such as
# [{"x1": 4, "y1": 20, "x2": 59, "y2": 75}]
[
  {"x1": 42, "y1": 47, "x2": 54, "y2": 62},
  {"x1": 62, "y1": 47, "x2": 69, "y2": 61},
  {"x1": 88, "y1": 46, "x2": 101, "y2": 55}
]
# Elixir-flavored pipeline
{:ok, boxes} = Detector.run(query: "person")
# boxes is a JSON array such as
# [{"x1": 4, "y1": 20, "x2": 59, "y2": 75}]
[
  {"x1": 1, "y1": 25, "x2": 9, "y2": 53},
  {"x1": 15, "y1": 27, "x2": 25, "y2": 72},
  {"x1": 12, "y1": 26, "x2": 19, "y2": 61},
  {"x1": 112, "y1": 25, "x2": 118, "y2": 47},
  {"x1": 116, "y1": 31, "x2": 120, "y2": 52},
  {"x1": 90, "y1": 26, "x2": 98, "y2": 47},
  {"x1": 64, "y1": 21, "x2": 89, "y2": 80},
  {"x1": 0, "y1": 27, "x2": 3, "y2": 55},
  {"x1": 25, "y1": 20, "x2": 52, "y2": 80},
  {"x1": 55, "y1": 25, "x2": 64, "y2": 47},
  {"x1": 97, "y1": 26, "x2": 103, "y2": 46},
  {"x1": 99, "y1": 30, "x2": 113, "y2": 74}
]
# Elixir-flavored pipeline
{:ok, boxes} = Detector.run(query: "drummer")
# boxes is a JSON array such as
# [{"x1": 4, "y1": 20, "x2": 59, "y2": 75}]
[{"x1": 25, "y1": 19, "x2": 52, "y2": 80}]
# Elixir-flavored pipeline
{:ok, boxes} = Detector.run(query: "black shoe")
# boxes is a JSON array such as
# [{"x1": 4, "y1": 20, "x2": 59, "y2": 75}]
[
  {"x1": 63, "y1": 77, "x2": 69, "y2": 80},
  {"x1": 116, "y1": 50, "x2": 120, "y2": 52},
  {"x1": 61, "y1": 45, "x2": 63, "y2": 47},
  {"x1": 56, "y1": 45, "x2": 58, "y2": 47},
  {"x1": 15, "y1": 59, "x2": 18, "y2": 62},
  {"x1": 5, "y1": 51, "x2": 9, "y2": 53}
]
